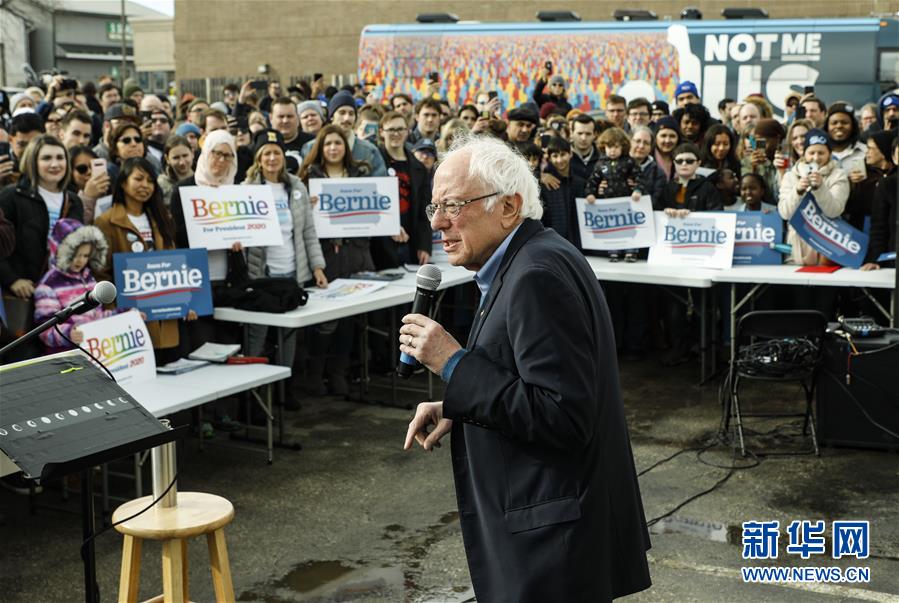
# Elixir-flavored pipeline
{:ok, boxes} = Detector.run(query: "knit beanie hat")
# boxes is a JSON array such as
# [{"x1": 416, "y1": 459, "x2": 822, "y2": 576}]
[
  {"x1": 327, "y1": 91, "x2": 356, "y2": 119},
  {"x1": 654, "y1": 115, "x2": 681, "y2": 136},
  {"x1": 297, "y1": 100, "x2": 324, "y2": 119},
  {"x1": 868, "y1": 128, "x2": 898, "y2": 159},
  {"x1": 805, "y1": 128, "x2": 831, "y2": 150},
  {"x1": 175, "y1": 122, "x2": 201, "y2": 137},
  {"x1": 548, "y1": 74, "x2": 566, "y2": 87}
]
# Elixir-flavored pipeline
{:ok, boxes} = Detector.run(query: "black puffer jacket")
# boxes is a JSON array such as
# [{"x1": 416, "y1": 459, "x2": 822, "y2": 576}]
[
  {"x1": 0, "y1": 179, "x2": 84, "y2": 288},
  {"x1": 865, "y1": 169, "x2": 896, "y2": 266},
  {"x1": 658, "y1": 175, "x2": 723, "y2": 211},
  {"x1": 637, "y1": 156, "x2": 667, "y2": 206}
]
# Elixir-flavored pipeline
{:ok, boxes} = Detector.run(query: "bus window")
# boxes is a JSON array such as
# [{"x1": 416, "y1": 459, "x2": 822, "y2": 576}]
[{"x1": 879, "y1": 50, "x2": 899, "y2": 83}]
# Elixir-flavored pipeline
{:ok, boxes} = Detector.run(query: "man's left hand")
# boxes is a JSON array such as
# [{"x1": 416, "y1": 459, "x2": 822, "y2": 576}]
[{"x1": 399, "y1": 314, "x2": 461, "y2": 375}]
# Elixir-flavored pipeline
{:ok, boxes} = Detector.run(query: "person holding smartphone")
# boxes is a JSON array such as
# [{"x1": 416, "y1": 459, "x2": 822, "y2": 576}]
[
  {"x1": 67, "y1": 145, "x2": 109, "y2": 223},
  {"x1": 533, "y1": 62, "x2": 572, "y2": 115}
]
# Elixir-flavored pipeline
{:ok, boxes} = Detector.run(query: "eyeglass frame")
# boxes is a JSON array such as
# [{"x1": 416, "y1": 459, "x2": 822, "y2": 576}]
[
  {"x1": 426, "y1": 191, "x2": 498, "y2": 221},
  {"x1": 210, "y1": 149, "x2": 235, "y2": 162}
]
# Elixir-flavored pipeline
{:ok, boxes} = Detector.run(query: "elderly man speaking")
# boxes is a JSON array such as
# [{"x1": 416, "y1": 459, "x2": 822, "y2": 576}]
[{"x1": 400, "y1": 135, "x2": 652, "y2": 602}]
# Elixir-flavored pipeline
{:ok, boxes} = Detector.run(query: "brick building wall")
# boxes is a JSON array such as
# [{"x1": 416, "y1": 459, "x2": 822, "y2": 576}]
[{"x1": 174, "y1": 0, "x2": 899, "y2": 80}]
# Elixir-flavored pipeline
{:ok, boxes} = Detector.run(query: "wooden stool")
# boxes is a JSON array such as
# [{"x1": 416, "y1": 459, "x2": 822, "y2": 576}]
[{"x1": 113, "y1": 491, "x2": 235, "y2": 603}]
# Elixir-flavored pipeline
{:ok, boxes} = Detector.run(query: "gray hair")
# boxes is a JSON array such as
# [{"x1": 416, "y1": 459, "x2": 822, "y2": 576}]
[{"x1": 446, "y1": 133, "x2": 543, "y2": 220}]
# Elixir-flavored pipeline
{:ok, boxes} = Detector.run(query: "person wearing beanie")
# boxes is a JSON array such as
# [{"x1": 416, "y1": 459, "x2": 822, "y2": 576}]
[
  {"x1": 674, "y1": 81, "x2": 700, "y2": 107},
  {"x1": 32, "y1": 219, "x2": 118, "y2": 354},
  {"x1": 9, "y1": 92, "x2": 35, "y2": 114},
  {"x1": 123, "y1": 81, "x2": 143, "y2": 105},
  {"x1": 844, "y1": 128, "x2": 898, "y2": 231},
  {"x1": 651, "y1": 100, "x2": 670, "y2": 123},
  {"x1": 862, "y1": 135, "x2": 898, "y2": 270},
  {"x1": 298, "y1": 100, "x2": 325, "y2": 137},
  {"x1": 653, "y1": 116, "x2": 682, "y2": 180},
  {"x1": 175, "y1": 122, "x2": 202, "y2": 154},
  {"x1": 533, "y1": 65, "x2": 572, "y2": 115},
  {"x1": 879, "y1": 93, "x2": 899, "y2": 130},
  {"x1": 241, "y1": 128, "x2": 326, "y2": 407},
  {"x1": 778, "y1": 128, "x2": 850, "y2": 266},
  {"x1": 300, "y1": 90, "x2": 386, "y2": 176}
]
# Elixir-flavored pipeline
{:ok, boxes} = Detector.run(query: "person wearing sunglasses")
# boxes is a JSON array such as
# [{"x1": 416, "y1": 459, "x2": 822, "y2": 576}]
[
  {"x1": 68, "y1": 145, "x2": 110, "y2": 223},
  {"x1": 657, "y1": 143, "x2": 723, "y2": 366}
]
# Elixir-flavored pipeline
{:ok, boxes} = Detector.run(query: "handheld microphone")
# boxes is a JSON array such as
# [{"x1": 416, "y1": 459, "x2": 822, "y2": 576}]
[
  {"x1": 56, "y1": 281, "x2": 117, "y2": 320},
  {"x1": 397, "y1": 264, "x2": 442, "y2": 379}
]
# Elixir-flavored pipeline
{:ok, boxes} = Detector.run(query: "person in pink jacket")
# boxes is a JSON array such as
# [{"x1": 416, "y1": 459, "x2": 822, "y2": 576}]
[{"x1": 33, "y1": 218, "x2": 118, "y2": 354}]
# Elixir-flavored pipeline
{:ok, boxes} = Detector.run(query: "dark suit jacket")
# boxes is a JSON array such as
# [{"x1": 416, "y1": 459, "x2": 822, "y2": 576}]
[{"x1": 443, "y1": 218, "x2": 651, "y2": 602}]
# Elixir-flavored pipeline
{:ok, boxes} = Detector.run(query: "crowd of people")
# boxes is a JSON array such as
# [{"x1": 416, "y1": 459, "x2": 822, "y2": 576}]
[{"x1": 0, "y1": 68, "x2": 896, "y2": 402}]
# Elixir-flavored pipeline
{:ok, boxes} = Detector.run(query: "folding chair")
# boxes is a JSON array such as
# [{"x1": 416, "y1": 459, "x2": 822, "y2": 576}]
[{"x1": 726, "y1": 310, "x2": 827, "y2": 457}]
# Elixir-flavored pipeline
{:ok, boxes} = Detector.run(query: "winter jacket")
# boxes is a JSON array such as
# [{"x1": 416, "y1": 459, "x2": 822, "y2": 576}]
[
  {"x1": 586, "y1": 155, "x2": 645, "y2": 199},
  {"x1": 0, "y1": 208, "x2": 14, "y2": 258},
  {"x1": 540, "y1": 163, "x2": 585, "y2": 248},
  {"x1": 865, "y1": 168, "x2": 896, "y2": 266},
  {"x1": 570, "y1": 147, "x2": 599, "y2": 185},
  {"x1": 532, "y1": 80, "x2": 573, "y2": 114},
  {"x1": 370, "y1": 147, "x2": 433, "y2": 269},
  {"x1": 844, "y1": 165, "x2": 886, "y2": 231},
  {"x1": 94, "y1": 203, "x2": 179, "y2": 350},
  {"x1": 659, "y1": 175, "x2": 724, "y2": 212},
  {"x1": 304, "y1": 164, "x2": 375, "y2": 280},
  {"x1": 242, "y1": 173, "x2": 326, "y2": 283},
  {"x1": 778, "y1": 159, "x2": 850, "y2": 266},
  {"x1": 637, "y1": 156, "x2": 667, "y2": 206},
  {"x1": 0, "y1": 179, "x2": 84, "y2": 289},
  {"x1": 33, "y1": 219, "x2": 117, "y2": 353},
  {"x1": 831, "y1": 141, "x2": 866, "y2": 174}
]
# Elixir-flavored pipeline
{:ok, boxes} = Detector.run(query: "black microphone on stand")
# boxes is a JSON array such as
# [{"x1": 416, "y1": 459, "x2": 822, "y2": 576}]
[
  {"x1": 56, "y1": 281, "x2": 117, "y2": 320},
  {"x1": 0, "y1": 282, "x2": 117, "y2": 358},
  {"x1": 397, "y1": 264, "x2": 442, "y2": 379}
]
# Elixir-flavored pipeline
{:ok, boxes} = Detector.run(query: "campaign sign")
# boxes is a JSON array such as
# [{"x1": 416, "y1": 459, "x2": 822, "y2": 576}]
[
  {"x1": 575, "y1": 196, "x2": 655, "y2": 251},
  {"x1": 113, "y1": 249, "x2": 213, "y2": 320},
  {"x1": 78, "y1": 310, "x2": 155, "y2": 384},
  {"x1": 648, "y1": 211, "x2": 736, "y2": 269},
  {"x1": 733, "y1": 212, "x2": 784, "y2": 265},
  {"x1": 789, "y1": 193, "x2": 869, "y2": 269},
  {"x1": 309, "y1": 177, "x2": 400, "y2": 238},
  {"x1": 179, "y1": 185, "x2": 283, "y2": 250}
]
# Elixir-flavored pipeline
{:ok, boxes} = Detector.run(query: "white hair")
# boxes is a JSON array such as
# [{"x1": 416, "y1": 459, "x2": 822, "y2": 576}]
[{"x1": 446, "y1": 133, "x2": 543, "y2": 220}]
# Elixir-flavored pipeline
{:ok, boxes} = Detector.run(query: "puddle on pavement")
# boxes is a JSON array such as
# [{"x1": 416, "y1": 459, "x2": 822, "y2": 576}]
[{"x1": 274, "y1": 560, "x2": 355, "y2": 593}]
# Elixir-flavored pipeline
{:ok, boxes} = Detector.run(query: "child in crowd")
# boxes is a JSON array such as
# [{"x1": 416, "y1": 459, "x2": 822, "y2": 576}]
[
  {"x1": 659, "y1": 143, "x2": 724, "y2": 216},
  {"x1": 585, "y1": 127, "x2": 644, "y2": 261},
  {"x1": 735, "y1": 172, "x2": 777, "y2": 213},
  {"x1": 516, "y1": 141, "x2": 542, "y2": 179},
  {"x1": 711, "y1": 168, "x2": 740, "y2": 210},
  {"x1": 540, "y1": 137, "x2": 585, "y2": 247},
  {"x1": 33, "y1": 218, "x2": 118, "y2": 354}
]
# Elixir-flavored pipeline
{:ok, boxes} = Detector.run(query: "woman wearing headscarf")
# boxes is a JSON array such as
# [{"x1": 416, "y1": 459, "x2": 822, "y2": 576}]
[{"x1": 169, "y1": 129, "x2": 243, "y2": 352}]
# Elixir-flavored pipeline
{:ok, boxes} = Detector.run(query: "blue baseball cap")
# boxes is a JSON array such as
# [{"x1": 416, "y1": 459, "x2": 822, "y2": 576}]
[{"x1": 674, "y1": 81, "x2": 699, "y2": 100}]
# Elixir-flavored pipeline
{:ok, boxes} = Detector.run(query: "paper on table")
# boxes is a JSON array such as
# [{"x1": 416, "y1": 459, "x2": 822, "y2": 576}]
[
  {"x1": 306, "y1": 278, "x2": 388, "y2": 301},
  {"x1": 188, "y1": 342, "x2": 240, "y2": 362},
  {"x1": 157, "y1": 358, "x2": 209, "y2": 374}
]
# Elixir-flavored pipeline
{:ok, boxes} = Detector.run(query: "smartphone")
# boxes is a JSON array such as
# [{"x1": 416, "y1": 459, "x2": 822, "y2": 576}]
[
  {"x1": 488, "y1": 91, "x2": 498, "y2": 101},
  {"x1": 91, "y1": 158, "x2": 107, "y2": 178},
  {"x1": 480, "y1": 111, "x2": 491, "y2": 119},
  {"x1": 428, "y1": 72, "x2": 439, "y2": 84},
  {"x1": 803, "y1": 85, "x2": 815, "y2": 95},
  {"x1": 0, "y1": 142, "x2": 10, "y2": 162},
  {"x1": 754, "y1": 137, "x2": 767, "y2": 151},
  {"x1": 313, "y1": 73, "x2": 323, "y2": 82},
  {"x1": 540, "y1": 133, "x2": 552, "y2": 147},
  {"x1": 250, "y1": 79, "x2": 268, "y2": 91},
  {"x1": 545, "y1": 60, "x2": 553, "y2": 73}
]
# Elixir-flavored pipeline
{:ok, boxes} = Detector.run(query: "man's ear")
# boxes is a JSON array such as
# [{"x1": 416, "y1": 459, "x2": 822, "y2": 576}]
[{"x1": 500, "y1": 193, "x2": 523, "y2": 227}]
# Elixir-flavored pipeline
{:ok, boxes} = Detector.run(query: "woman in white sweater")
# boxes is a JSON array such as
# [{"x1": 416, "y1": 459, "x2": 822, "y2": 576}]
[{"x1": 778, "y1": 128, "x2": 850, "y2": 266}]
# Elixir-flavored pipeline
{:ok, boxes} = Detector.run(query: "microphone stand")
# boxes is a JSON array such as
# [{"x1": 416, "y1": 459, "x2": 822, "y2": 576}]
[{"x1": 0, "y1": 301, "x2": 90, "y2": 358}]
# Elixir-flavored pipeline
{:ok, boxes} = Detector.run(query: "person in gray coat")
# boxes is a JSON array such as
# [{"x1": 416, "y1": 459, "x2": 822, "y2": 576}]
[{"x1": 243, "y1": 129, "x2": 327, "y2": 408}]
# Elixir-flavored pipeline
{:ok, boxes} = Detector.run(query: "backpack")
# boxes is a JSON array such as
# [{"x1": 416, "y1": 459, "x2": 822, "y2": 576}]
[{"x1": 213, "y1": 251, "x2": 308, "y2": 313}]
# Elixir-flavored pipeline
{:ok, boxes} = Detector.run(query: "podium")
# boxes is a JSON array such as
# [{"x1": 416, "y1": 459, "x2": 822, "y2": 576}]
[{"x1": 0, "y1": 350, "x2": 181, "y2": 603}]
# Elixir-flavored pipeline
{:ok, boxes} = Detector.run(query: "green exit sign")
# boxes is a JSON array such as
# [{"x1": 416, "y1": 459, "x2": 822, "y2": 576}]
[{"x1": 106, "y1": 21, "x2": 133, "y2": 41}]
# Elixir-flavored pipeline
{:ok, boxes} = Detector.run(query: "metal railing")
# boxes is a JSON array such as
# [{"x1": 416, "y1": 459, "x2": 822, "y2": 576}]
[{"x1": 175, "y1": 73, "x2": 357, "y2": 103}]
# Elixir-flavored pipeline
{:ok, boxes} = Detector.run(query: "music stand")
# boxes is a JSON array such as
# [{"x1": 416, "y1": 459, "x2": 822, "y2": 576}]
[{"x1": 0, "y1": 351, "x2": 181, "y2": 603}]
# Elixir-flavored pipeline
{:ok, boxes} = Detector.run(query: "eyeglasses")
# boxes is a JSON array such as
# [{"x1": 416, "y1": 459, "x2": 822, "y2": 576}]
[
  {"x1": 674, "y1": 157, "x2": 698, "y2": 165},
  {"x1": 210, "y1": 149, "x2": 234, "y2": 162},
  {"x1": 426, "y1": 191, "x2": 497, "y2": 220},
  {"x1": 119, "y1": 136, "x2": 143, "y2": 145},
  {"x1": 382, "y1": 127, "x2": 408, "y2": 134},
  {"x1": 150, "y1": 117, "x2": 170, "y2": 124},
  {"x1": 73, "y1": 164, "x2": 90, "y2": 174},
  {"x1": 46, "y1": 117, "x2": 62, "y2": 124}
]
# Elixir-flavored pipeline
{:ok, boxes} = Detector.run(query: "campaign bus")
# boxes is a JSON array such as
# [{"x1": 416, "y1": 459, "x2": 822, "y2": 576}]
[{"x1": 358, "y1": 17, "x2": 899, "y2": 118}]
